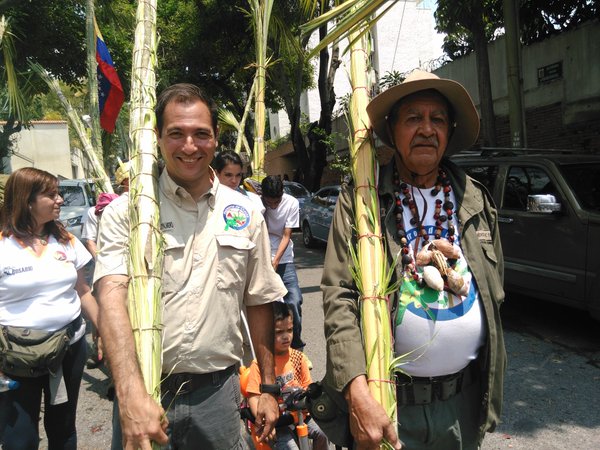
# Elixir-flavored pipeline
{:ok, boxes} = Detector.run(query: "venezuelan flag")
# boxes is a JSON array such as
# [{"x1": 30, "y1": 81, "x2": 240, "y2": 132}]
[{"x1": 95, "y1": 19, "x2": 124, "y2": 133}]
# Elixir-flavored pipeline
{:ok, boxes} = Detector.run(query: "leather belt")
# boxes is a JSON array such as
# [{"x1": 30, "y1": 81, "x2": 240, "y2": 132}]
[
  {"x1": 396, "y1": 361, "x2": 477, "y2": 406},
  {"x1": 161, "y1": 365, "x2": 236, "y2": 395}
]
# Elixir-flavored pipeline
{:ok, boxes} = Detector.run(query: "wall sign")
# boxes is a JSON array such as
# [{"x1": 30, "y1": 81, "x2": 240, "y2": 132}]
[{"x1": 537, "y1": 62, "x2": 563, "y2": 84}]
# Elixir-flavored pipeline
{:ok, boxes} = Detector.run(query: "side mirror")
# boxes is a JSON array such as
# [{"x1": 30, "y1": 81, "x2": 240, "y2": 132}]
[{"x1": 527, "y1": 194, "x2": 561, "y2": 214}]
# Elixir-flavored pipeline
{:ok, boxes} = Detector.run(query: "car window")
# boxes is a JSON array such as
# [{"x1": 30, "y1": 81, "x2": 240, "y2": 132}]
[
  {"x1": 462, "y1": 165, "x2": 499, "y2": 193},
  {"x1": 284, "y1": 183, "x2": 310, "y2": 198},
  {"x1": 560, "y1": 163, "x2": 600, "y2": 212},
  {"x1": 59, "y1": 185, "x2": 87, "y2": 207},
  {"x1": 327, "y1": 190, "x2": 340, "y2": 206},
  {"x1": 503, "y1": 166, "x2": 557, "y2": 210},
  {"x1": 314, "y1": 189, "x2": 330, "y2": 206}
]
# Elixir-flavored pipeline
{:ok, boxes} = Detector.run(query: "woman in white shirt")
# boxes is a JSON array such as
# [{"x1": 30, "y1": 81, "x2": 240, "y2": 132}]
[
  {"x1": 0, "y1": 167, "x2": 98, "y2": 450},
  {"x1": 213, "y1": 150, "x2": 265, "y2": 212}
]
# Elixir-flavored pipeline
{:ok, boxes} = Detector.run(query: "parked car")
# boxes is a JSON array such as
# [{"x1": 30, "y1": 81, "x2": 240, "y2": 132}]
[
  {"x1": 283, "y1": 181, "x2": 311, "y2": 211},
  {"x1": 452, "y1": 150, "x2": 600, "y2": 320},
  {"x1": 58, "y1": 179, "x2": 96, "y2": 240},
  {"x1": 300, "y1": 185, "x2": 341, "y2": 248}
]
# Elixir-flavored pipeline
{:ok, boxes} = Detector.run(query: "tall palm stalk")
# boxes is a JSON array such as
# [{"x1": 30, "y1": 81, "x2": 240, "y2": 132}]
[
  {"x1": 346, "y1": 27, "x2": 397, "y2": 432},
  {"x1": 86, "y1": 0, "x2": 104, "y2": 166},
  {"x1": 248, "y1": 0, "x2": 274, "y2": 179},
  {"x1": 301, "y1": 1, "x2": 397, "y2": 445},
  {"x1": 127, "y1": 2, "x2": 163, "y2": 445},
  {"x1": 29, "y1": 62, "x2": 113, "y2": 193},
  {"x1": 235, "y1": 77, "x2": 256, "y2": 155}
]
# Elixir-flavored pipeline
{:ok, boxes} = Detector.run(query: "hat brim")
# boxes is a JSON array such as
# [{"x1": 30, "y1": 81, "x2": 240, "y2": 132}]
[{"x1": 366, "y1": 77, "x2": 480, "y2": 155}]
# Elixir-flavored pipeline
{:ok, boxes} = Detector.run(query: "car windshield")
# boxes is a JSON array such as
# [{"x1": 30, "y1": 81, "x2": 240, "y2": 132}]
[
  {"x1": 285, "y1": 183, "x2": 310, "y2": 198},
  {"x1": 559, "y1": 163, "x2": 600, "y2": 212},
  {"x1": 59, "y1": 185, "x2": 87, "y2": 207}
]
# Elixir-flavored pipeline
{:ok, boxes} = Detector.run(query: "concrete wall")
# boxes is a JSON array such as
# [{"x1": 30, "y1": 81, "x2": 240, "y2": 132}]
[
  {"x1": 435, "y1": 20, "x2": 600, "y2": 127},
  {"x1": 9, "y1": 121, "x2": 75, "y2": 178},
  {"x1": 435, "y1": 20, "x2": 600, "y2": 146}
]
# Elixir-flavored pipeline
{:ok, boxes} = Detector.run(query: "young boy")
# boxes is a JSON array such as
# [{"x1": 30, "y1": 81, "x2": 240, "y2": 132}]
[{"x1": 245, "y1": 302, "x2": 329, "y2": 450}]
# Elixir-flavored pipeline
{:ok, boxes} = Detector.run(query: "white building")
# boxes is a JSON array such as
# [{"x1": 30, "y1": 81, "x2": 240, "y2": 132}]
[
  {"x1": 269, "y1": 0, "x2": 445, "y2": 140},
  {"x1": 3, "y1": 121, "x2": 87, "y2": 179}
]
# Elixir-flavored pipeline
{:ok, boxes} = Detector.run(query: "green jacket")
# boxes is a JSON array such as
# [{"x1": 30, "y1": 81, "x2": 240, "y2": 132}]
[{"x1": 321, "y1": 158, "x2": 506, "y2": 441}]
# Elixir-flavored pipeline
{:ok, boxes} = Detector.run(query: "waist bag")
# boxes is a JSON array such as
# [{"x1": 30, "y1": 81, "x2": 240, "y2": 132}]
[
  {"x1": 0, "y1": 316, "x2": 81, "y2": 378},
  {"x1": 306, "y1": 380, "x2": 354, "y2": 448}
]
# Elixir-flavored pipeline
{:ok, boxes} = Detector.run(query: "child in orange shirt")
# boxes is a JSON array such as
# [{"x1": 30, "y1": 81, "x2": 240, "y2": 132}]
[{"x1": 246, "y1": 302, "x2": 329, "y2": 450}]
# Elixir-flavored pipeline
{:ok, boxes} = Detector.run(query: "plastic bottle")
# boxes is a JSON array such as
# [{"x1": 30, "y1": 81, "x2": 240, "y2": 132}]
[{"x1": 0, "y1": 374, "x2": 20, "y2": 392}]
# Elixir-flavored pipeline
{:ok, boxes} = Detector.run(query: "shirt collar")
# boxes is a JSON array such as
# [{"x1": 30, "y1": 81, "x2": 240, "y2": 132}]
[{"x1": 159, "y1": 169, "x2": 217, "y2": 208}]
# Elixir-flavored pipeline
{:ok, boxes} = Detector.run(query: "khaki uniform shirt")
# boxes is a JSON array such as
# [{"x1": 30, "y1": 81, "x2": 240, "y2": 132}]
[{"x1": 94, "y1": 170, "x2": 287, "y2": 374}]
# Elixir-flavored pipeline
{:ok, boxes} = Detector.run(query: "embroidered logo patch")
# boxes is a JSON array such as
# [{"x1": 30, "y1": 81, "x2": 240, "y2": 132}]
[
  {"x1": 54, "y1": 251, "x2": 67, "y2": 261},
  {"x1": 223, "y1": 204, "x2": 250, "y2": 231}
]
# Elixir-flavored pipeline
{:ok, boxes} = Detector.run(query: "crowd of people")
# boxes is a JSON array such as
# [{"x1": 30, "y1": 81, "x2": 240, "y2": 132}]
[{"x1": 0, "y1": 70, "x2": 505, "y2": 450}]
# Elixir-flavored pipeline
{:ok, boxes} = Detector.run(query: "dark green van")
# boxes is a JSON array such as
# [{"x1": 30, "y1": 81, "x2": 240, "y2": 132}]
[{"x1": 453, "y1": 150, "x2": 600, "y2": 320}]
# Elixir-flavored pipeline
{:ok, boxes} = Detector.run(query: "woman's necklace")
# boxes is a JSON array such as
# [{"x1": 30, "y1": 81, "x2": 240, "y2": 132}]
[
  {"x1": 393, "y1": 167, "x2": 455, "y2": 279},
  {"x1": 33, "y1": 233, "x2": 49, "y2": 246}
]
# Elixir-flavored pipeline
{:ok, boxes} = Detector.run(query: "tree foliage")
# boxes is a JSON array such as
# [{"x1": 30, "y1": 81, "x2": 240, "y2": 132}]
[
  {"x1": 435, "y1": 0, "x2": 503, "y2": 60},
  {"x1": 436, "y1": 0, "x2": 599, "y2": 59},
  {"x1": 154, "y1": 1, "x2": 255, "y2": 117},
  {"x1": 519, "y1": 0, "x2": 598, "y2": 45}
]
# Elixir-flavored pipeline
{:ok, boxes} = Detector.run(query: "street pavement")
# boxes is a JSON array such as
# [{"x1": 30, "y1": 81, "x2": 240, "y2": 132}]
[{"x1": 40, "y1": 233, "x2": 600, "y2": 449}]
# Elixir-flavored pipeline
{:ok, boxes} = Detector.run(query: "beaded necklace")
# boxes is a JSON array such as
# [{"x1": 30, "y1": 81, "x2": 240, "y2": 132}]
[{"x1": 393, "y1": 167, "x2": 456, "y2": 279}]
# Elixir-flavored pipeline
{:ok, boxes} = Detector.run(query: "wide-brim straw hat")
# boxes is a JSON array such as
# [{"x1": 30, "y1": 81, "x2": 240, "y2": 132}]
[{"x1": 366, "y1": 69, "x2": 480, "y2": 155}]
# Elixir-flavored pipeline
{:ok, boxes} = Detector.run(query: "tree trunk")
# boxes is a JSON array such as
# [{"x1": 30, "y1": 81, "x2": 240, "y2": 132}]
[
  {"x1": 472, "y1": 21, "x2": 497, "y2": 148},
  {"x1": 289, "y1": 105, "x2": 310, "y2": 184},
  {"x1": 307, "y1": 22, "x2": 340, "y2": 191}
]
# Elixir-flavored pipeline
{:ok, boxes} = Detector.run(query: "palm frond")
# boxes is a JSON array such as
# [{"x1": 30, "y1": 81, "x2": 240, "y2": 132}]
[
  {"x1": 300, "y1": 0, "x2": 394, "y2": 59},
  {"x1": 29, "y1": 61, "x2": 113, "y2": 193},
  {"x1": 0, "y1": 16, "x2": 27, "y2": 121}
]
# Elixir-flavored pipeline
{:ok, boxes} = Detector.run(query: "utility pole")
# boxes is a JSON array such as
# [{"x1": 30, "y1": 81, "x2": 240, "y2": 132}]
[{"x1": 503, "y1": 0, "x2": 527, "y2": 148}]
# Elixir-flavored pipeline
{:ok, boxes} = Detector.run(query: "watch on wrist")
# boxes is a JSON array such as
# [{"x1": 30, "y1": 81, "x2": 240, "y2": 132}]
[{"x1": 259, "y1": 383, "x2": 281, "y2": 396}]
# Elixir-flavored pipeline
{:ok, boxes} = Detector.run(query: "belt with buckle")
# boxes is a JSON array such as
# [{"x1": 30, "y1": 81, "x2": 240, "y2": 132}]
[
  {"x1": 161, "y1": 365, "x2": 236, "y2": 395},
  {"x1": 396, "y1": 361, "x2": 477, "y2": 406}
]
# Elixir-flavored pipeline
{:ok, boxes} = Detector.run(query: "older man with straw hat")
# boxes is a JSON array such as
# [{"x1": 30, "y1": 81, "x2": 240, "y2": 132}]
[{"x1": 321, "y1": 69, "x2": 506, "y2": 450}]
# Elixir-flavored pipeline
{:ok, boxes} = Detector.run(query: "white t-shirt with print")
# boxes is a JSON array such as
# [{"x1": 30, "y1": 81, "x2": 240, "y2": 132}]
[
  {"x1": 0, "y1": 233, "x2": 91, "y2": 333},
  {"x1": 263, "y1": 193, "x2": 299, "y2": 265},
  {"x1": 393, "y1": 185, "x2": 485, "y2": 377}
]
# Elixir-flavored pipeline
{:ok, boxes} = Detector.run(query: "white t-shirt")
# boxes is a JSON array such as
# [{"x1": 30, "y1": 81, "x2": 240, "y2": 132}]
[
  {"x1": 0, "y1": 233, "x2": 91, "y2": 334},
  {"x1": 393, "y1": 185, "x2": 485, "y2": 377},
  {"x1": 81, "y1": 206, "x2": 99, "y2": 241},
  {"x1": 240, "y1": 188, "x2": 265, "y2": 214},
  {"x1": 263, "y1": 193, "x2": 299, "y2": 265}
]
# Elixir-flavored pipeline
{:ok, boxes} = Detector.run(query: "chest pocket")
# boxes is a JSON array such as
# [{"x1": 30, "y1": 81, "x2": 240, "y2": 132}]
[
  {"x1": 215, "y1": 234, "x2": 255, "y2": 290},
  {"x1": 162, "y1": 233, "x2": 186, "y2": 294},
  {"x1": 480, "y1": 241, "x2": 498, "y2": 265}
]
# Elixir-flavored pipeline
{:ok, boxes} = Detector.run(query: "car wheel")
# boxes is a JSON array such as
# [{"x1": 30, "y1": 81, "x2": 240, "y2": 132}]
[{"x1": 302, "y1": 223, "x2": 317, "y2": 248}]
